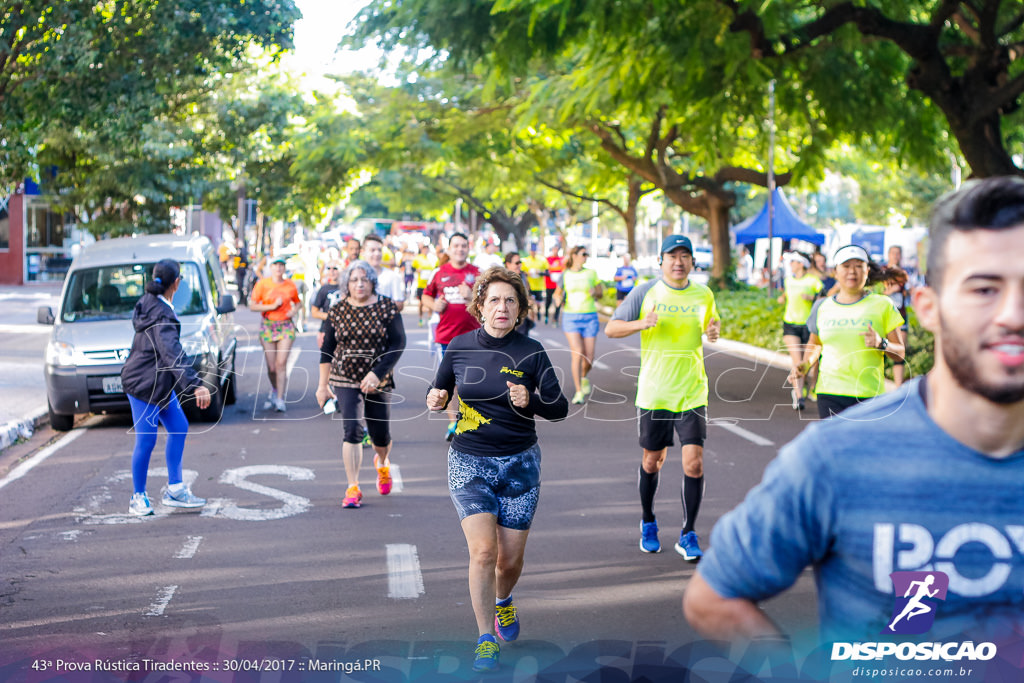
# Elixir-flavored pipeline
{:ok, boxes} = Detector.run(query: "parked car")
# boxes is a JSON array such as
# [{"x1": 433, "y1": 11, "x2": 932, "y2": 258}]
[{"x1": 38, "y1": 234, "x2": 238, "y2": 430}]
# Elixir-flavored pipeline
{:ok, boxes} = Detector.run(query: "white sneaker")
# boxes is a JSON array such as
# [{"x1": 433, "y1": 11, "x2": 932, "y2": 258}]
[
  {"x1": 129, "y1": 492, "x2": 154, "y2": 516},
  {"x1": 162, "y1": 484, "x2": 206, "y2": 508},
  {"x1": 263, "y1": 390, "x2": 277, "y2": 410},
  {"x1": 273, "y1": 397, "x2": 286, "y2": 412}
]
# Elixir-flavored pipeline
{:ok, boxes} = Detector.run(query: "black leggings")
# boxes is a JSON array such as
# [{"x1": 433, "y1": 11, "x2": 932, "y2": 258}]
[{"x1": 336, "y1": 387, "x2": 391, "y2": 445}]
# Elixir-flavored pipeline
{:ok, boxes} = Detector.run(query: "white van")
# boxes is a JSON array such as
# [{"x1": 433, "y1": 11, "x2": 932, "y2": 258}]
[{"x1": 37, "y1": 234, "x2": 238, "y2": 430}]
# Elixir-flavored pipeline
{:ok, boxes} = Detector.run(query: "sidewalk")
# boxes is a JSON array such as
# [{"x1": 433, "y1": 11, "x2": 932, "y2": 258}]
[{"x1": 0, "y1": 282, "x2": 61, "y2": 452}]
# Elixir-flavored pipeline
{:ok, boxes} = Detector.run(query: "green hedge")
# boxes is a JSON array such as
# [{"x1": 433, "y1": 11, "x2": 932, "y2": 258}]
[{"x1": 711, "y1": 289, "x2": 935, "y2": 380}]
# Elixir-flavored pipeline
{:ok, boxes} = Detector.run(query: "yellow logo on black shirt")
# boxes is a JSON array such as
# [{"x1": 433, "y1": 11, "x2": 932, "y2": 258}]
[
  {"x1": 456, "y1": 398, "x2": 491, "y2": 434},
  {"x1": 500, "y1": 366, "x2": 524, "y2": 378}
]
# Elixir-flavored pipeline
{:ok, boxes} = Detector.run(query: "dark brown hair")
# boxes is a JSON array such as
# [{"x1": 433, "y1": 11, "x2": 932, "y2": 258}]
[
  {"x1": 468, "y1": 266, "x2": 530, "y2": 326},
  {"x1": 927, "y1": 177, "x2": 1024, "y2": 289},
  {"x1": 564, "y1": 245, "x2": 588, "y2": 270}
]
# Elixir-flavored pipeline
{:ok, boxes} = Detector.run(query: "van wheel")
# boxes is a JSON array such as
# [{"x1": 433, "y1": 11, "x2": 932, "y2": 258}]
[
  {"x1": 224, "y1": 358, "x2": 237, "y2": 406},
  {"x1": 49, "y1": 402, "x2": 74, "y2": 431}
]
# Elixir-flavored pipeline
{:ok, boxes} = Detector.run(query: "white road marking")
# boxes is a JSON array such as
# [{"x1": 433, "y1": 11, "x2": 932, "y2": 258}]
[
  {"x1": 709, "y1": 419, "x2": 775, "y2": 447},
  {"x1": 390, "y1": 464, "x2": 403, "y2": 493},
  {"x1": 207, "y1": 465, "x2": 314, "y2": 521},
  {"x1": 0, "y1": 324, "x2": 51, "y2": 335},
  {"x1": 237, "y1": 345, "x2": 262, "y2": 353},
  {"x1": 59, "y1": 530, "x2": 82, "y2": 542},
  {"x1": 386, "y1": 544, "x2": 424, "y2": 599},
  {"x1": 0, "y1": 429, "x2": 86, "y2": 491},
  {"x1": 145, "y1": 585, "x2": 178, "y2": 616},
  {"x1": 174, "y1": 536, "x2": 203, "y2": 559}
]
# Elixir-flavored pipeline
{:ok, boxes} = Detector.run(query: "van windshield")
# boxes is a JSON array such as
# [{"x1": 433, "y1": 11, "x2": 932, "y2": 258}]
[{"x1": 61, "y1": 262, "x2": 206, "y2": 322}]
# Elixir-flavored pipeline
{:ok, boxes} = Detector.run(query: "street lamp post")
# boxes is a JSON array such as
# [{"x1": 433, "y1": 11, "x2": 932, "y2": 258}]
[{"x1": 767, "y1": 79, "x2": 777, "y2": 294}]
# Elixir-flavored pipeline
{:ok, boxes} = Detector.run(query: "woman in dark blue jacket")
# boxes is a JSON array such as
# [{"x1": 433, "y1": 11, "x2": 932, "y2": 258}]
[{"x1": 120, "y1": 259, "x2": 211, "y2": 516}]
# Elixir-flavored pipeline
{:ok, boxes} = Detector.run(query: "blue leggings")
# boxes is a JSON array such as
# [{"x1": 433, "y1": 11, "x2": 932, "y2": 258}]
[{"x1": 127, "y1": 393, "x2": 189, "y2": 494}]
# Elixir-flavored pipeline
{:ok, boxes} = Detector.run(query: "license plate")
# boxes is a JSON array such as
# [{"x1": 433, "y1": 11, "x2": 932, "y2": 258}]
[{"x1": 102, "y1": 376, "x2": 123, "y2": 394}]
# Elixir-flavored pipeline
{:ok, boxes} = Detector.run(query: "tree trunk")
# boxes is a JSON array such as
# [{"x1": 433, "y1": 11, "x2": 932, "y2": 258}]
[
  {"x1": 624, "y1": 178, "x2": 642, "y2": 258},
  {"x1": 950, "y1": 111, "x2": 1022, "y2": 178},
  {"x1": 707, "y1": 195, "x2": 732, "y2": 281}
]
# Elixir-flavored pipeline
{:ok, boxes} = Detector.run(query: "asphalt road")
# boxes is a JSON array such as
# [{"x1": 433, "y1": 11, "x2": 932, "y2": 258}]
[{"x1": 0, "y1": 302, "x2": 821, "y2": 682}]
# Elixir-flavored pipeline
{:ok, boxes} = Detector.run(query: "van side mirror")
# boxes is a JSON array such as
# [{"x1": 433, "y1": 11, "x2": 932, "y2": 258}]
[
  {"x1": 37, "y1": 306, "x2": 55, "y2": 325},
  {"x1": 215, "y1": 296, "x2": 236, "y2": 315}
]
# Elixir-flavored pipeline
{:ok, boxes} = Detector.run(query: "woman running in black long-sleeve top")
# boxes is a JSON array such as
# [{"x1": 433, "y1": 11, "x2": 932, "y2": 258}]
[{"x1": 426, "y1": 266, "x2": 568, "y2": 673}]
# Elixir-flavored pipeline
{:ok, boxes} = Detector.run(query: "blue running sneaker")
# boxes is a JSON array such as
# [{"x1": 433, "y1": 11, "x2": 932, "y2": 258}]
[
  {"x1": 674, "y1": 530, "x2": 703, "y2": 562},
  {"x1": 162, "y1": 484, "x2": 206, "y2": 509},
  {"x1": 129, "y1": 492, "x2": 153, "y2": 516},
  {"x1": 494, "y1": 597, "x2": 519, "y2": 641},
  {"x1": 472, "y1": 634, "x2": 500, "y2": 673},
  {"x1": 640, "y1": 520, "x2": 661, "y2": 553}
]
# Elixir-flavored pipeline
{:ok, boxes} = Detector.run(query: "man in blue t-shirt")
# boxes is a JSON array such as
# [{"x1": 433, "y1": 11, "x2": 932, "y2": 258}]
[
  {"x1": 684, "y1": 178, "x2": 1024, "y2": 650},
  {"x1": 613, "y1": 253, "x2": 639, "y2": 301}
]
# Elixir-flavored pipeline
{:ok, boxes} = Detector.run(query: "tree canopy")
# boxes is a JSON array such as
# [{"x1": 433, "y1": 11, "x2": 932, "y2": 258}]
[{"x1": 0, "y1": 0, "x2": 300, "y2": 191}]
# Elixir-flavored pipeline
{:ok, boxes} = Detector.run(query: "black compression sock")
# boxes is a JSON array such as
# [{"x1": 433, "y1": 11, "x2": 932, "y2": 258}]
[
  {"x1": 681, "y1": 475, "x2": 704, "y2": 534},
  {"x1": 638, "y1": 466, "x2": 659, "y2": 523}
]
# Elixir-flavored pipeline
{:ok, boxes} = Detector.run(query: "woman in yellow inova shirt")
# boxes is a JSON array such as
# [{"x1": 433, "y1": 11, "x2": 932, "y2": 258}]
[
  {"x1": 778, "y1": 252, "x2": 822, "y2": 411},
  {"x1": 791, "y1": 245, "x2": 906, "y2": 419}
]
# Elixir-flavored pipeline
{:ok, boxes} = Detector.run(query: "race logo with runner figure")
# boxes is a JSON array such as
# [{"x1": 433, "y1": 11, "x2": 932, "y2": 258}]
[{"x1": 884, "y1": 571, "x2": 949, "y2": 635}]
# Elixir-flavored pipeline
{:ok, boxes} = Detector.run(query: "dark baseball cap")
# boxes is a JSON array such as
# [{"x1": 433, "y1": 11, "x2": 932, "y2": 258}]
[{"x1": 660, "y1": 234, "x2": 693, "y2": 255}]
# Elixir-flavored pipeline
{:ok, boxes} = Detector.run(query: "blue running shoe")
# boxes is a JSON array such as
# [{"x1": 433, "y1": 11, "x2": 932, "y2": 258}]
[
  {"x1": 640, "y1": 520, "x2": 661, "y2": 553},
  {"x1": 162, "y1": 484, "x2": 206, "y2": 509},
  {"x1": 674, "y1": 530, "x2": 703, "y2": 562},
  {"x1": 494, "y1": 597, "x2": 519, "y2": 641},
  {"x1": 472, "y1": 634, "x2": 500, "y2": 673}
]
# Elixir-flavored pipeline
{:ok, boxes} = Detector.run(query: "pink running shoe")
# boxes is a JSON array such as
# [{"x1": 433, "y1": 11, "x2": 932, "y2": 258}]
[
  {"x1": 376, "y1": 465, "x2": 392, "y2": 495},
  {"x1": 343, "y1": 485, "x2": 363, "y2": 508}
]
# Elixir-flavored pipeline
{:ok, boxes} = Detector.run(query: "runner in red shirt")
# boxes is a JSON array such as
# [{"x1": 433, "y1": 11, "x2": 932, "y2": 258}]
[
  {"x1": 544, "y1": 245, "x2": 565, "y2": 325},
  {"x1": 422, "y1": 232, "x2": 481, "y2": 439}
]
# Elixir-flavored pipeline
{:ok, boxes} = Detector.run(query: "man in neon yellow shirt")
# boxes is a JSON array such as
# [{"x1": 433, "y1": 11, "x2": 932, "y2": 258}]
[
  {"x1": 605, "y1": 234, "x2": 721, "y2": 561},
  {"x1": 521, "y1": 245, "x2": 548, "y2": 314},
  {"x1": 412, "y1": 244, "x2": 438, "y2": 326}
]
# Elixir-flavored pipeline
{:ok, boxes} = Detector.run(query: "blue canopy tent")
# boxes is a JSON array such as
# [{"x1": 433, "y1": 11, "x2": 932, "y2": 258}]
[{"x1": 732, "y1": 188, "x2": 824, "y2": 245}]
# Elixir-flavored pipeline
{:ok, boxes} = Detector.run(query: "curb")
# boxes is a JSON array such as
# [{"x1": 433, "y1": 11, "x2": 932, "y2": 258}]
[{"x1": 0, "y1": 407, "x2": 49, "y2": 454}]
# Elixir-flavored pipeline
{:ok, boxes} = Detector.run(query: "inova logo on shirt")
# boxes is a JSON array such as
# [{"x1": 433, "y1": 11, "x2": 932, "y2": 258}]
[
  {"x1": 819, "y1": 317, "x2": 870, "y2": 328},
  {"x1": 654, "y1": 303, "x2": 700, "y2": 315}
]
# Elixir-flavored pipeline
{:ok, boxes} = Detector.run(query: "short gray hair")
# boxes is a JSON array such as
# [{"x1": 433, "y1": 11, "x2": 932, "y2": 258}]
[{"x1": 338, "y1": 259, "x2": 377, "y2": 294}]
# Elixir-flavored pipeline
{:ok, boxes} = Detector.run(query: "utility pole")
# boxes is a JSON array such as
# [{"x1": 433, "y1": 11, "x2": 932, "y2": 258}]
[{"x1": 767, "y1": 79, "x2": 777, "y2": 294}]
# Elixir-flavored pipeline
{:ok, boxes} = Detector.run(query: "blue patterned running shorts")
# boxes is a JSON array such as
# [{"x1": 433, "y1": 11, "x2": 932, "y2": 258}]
[{"x1": 447, "y1": 443, "x2": 541, "y2": 531}]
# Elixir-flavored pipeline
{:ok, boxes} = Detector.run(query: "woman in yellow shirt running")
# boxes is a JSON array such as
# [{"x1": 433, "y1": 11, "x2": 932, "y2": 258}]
[
  {"x1": 791, "y1": 245, "x2": 906, "y2": 419},
  {"x1": 555, "y1": 245, "x2": 603, "y2": 404},
  {"x1": 778, "y1": 252, "x2": 822, "y2": 410}
]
